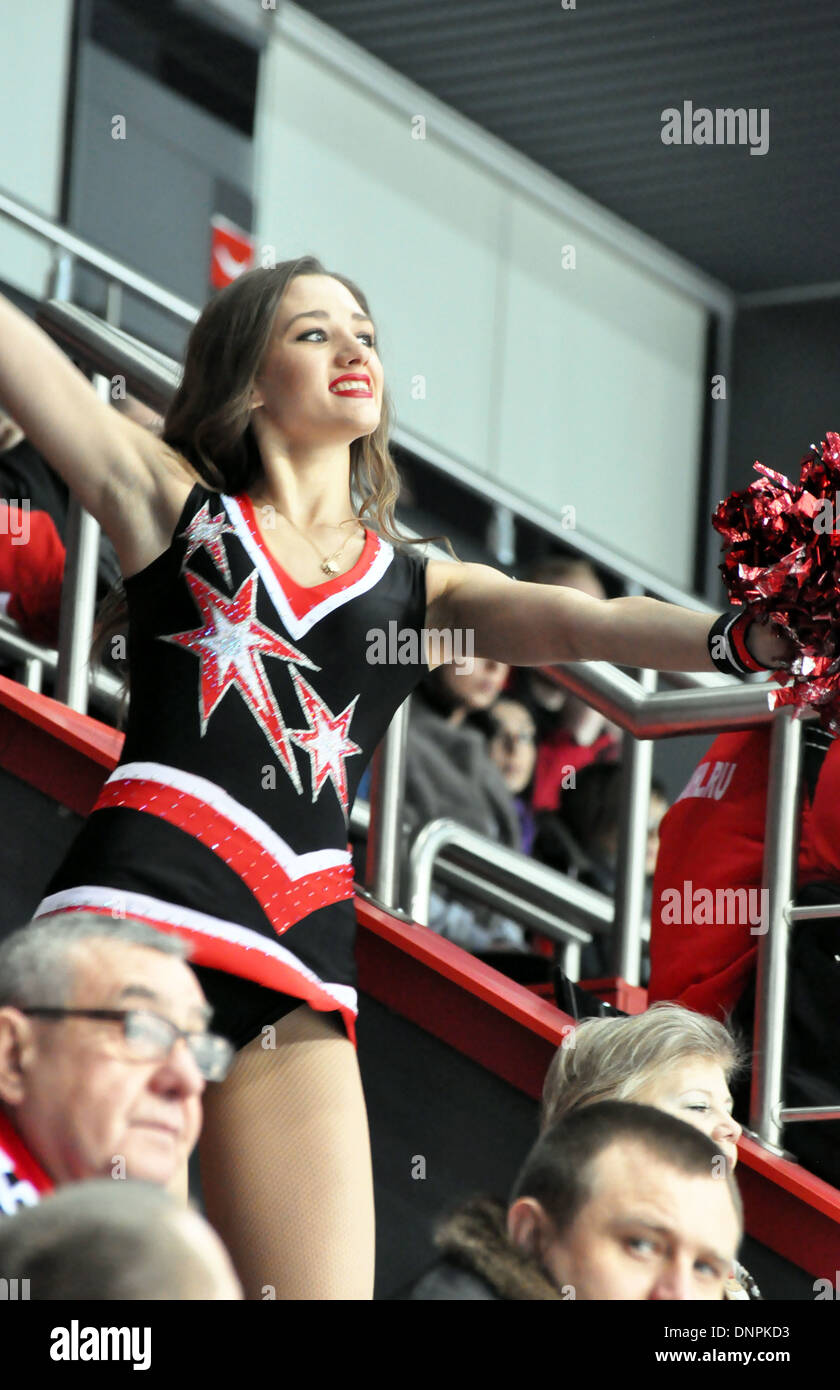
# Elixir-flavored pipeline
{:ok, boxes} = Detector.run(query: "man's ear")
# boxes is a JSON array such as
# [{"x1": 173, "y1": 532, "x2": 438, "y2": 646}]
[
  {"x1": 507, "y1": 1196, "x2": 547, "y2": 1255},
  {"x1": 0, "y1": 1007, "x2": 35, "y2": 1106}
]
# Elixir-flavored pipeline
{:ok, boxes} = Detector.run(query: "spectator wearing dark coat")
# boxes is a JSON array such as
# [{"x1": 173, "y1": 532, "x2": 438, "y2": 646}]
[
  {"x1": 404, "y1": 660, "x2": 528, "y2": 952},
  {"x1": 485, "y1": 696, "x2": 538, "y2": 855},
  {"x1": 406, "y1": 1101, "x2": 743, "y2": 1300}
]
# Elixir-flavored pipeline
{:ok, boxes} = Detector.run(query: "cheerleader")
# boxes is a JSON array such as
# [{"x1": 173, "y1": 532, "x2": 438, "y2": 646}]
[{"x1": 0, "y1": 259, "x2": 790, "y2": 1298}]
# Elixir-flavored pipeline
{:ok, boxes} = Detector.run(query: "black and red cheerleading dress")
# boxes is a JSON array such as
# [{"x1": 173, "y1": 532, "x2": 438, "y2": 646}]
[{"x1": 31, "y1": 483, "x2": 429, "y2": 1048}]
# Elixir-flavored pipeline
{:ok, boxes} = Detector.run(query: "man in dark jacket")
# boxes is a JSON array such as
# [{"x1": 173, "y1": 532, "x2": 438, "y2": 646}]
[{"x1": 408, "y1": 1101, "x2": 741, "y2": 1300}]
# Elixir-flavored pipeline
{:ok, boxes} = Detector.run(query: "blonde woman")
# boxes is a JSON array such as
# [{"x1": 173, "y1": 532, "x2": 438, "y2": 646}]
[{"x1": 541, "y1": 1002, "x2": 760, "y2": 1299}]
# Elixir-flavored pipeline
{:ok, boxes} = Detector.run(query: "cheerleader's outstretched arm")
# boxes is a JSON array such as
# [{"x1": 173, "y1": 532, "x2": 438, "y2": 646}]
[
  {"x1": 0, "y1": 291, "x2": 188, "y2": 575},
  {"x1": 424, "y1": 559, "x2": 792, "y2": 674}
]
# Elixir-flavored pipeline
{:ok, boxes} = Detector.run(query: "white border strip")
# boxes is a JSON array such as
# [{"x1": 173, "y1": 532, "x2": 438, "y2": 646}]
[
  {"x1": 32, "y1": 885, "x2": 358, "y2": 1014},
  {"x1": 222, "y1": 494, "x2": 394, "y2": 639},
  {"x1": 102, "y1": 761, "x2": 350, "y2": 879}
]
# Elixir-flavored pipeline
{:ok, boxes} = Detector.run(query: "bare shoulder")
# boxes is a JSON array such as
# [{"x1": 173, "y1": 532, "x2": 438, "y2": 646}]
[{"x1": 425, "y1": 557, "x2": 460, "y2": 605}]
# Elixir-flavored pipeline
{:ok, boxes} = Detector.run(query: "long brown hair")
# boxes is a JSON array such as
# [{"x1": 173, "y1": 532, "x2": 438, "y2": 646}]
[{"x1": 92, "y1": 256, "x2": 445, "y2": 716}]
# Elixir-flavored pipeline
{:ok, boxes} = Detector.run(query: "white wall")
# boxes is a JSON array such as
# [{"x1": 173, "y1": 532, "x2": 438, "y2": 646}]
[
  {"x1": 255, "y1": 33, "x2": 707, "y2": 588},
  {"x1": 497, "y1": 194, "x2": 706, "y2": 579},
  {"x1": 0, "y1": 0, "x2": 74, "y2": 297},
  {"x1": 255, "y1": 38, "x2": 506, "y2": 477}
]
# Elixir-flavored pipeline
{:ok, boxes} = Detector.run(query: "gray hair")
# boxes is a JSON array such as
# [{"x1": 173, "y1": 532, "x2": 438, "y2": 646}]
[
  {"x1": 0, "y1": 1178, "x2": 235, "y2": 1300},
  {"x1": 0, "y1": 913, "x2": 190, "y2": 1010},
  {"x1": 541, "y1": 1002, "x2": 745, "y2": 1133}
]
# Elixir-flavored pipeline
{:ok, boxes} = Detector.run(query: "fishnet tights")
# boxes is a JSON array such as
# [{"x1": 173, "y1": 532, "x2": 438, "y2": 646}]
[{"x1": 198, "y1": 1004, "x2": 375, "y2": 1300}]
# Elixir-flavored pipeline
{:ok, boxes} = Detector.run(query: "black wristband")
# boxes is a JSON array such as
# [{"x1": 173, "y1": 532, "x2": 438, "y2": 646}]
[{"x1": 708, "y1": 609, "x2": 769, "y2": 677}]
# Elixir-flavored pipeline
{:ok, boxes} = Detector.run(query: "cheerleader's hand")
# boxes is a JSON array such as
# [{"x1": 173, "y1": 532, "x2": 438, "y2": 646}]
[{"x1": 745, "y1": 616, "x2": 797, "y2": 671}]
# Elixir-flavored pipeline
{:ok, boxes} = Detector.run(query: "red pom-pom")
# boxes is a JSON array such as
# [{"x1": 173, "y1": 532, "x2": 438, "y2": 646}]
[{"x1": 712, "y1": 432, "x2": 840, "y2": 733}]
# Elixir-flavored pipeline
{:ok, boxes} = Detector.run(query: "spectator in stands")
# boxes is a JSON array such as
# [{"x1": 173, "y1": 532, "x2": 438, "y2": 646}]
[
  {"x1": 508, "y1": 555, "x2": 621, "y2": 814},
  {"x1": 539, "y1": 1003, "x2": 759, "y2": 1298},
  {"x1": 0, "y1": 1179, "x2": 242, "y2": 1300},
  {"x1": 648, "y1": 714, "x2": 840, "y2": 1191},
  {"x1": 0, "y1": 915, "x2": 232, "y2": 1215},
  {"x1": 547, "y1": 764, "x2": 667, "y2": 886},
  {"x1": 485, "y1": 695, "x2": 538, "y2": 854},
  {"x1": 0, "y1": 404, "x2": 120, "y2": 647},
  {"x1": 404, "y1": 659, "x2": 532, "y2": 953},
  {"x1": 408, "y1": 1100, "x2": 742, "y2": 1300},
  {"x1": 533, "y1": 763, "x2": 669, "y2": 978}
]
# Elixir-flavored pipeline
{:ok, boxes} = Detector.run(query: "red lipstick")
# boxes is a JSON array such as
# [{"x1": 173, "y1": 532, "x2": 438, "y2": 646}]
[{"x1": 329, "y1": 373, "x2": 373, "y2": 398}]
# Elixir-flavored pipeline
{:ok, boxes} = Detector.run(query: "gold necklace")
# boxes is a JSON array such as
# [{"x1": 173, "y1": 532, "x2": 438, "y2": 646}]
[{"x1": 285, "y1": 513, "x2": 365, "y2": 576}]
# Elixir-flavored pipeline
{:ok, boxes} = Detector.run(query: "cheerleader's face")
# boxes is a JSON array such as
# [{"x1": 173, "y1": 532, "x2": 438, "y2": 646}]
[
  {"x1": 252, "y1": 274, "x2": 383, "y2": 445},
  {"x1": 5, "y1": 942, "x2": 207, "y2": 1187}
]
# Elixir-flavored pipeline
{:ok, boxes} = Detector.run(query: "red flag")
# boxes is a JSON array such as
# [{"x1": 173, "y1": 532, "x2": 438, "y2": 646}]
[{"x1": 210, "y1": 215, "x2": 255, "y2": 289}]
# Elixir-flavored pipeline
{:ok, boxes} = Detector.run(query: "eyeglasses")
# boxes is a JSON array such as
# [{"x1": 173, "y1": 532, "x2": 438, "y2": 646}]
[
  {"x1": 491, "y1": 728, "x2": 535, "y2": 747},
  {"x1": 21, "y1": 1008, "x2": 234, "y2": 1082}
]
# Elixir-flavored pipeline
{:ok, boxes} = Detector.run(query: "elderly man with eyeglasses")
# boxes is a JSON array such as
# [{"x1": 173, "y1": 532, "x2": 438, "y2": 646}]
[{"x1": 0, "y1": 915, "x2": 234, "y2": 1215}]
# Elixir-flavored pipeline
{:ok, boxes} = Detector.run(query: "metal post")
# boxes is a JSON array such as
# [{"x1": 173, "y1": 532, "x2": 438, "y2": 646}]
[
  {"x1": 20, "y1": 657, "x2": 43, "y2": 693},
  {"x1": 749, "y1": 706, "x2": 803, "y2": 1151},
  {"x1": 54, "y1": 372, "x2": 109, "y2": 713},
  {"x1": 105, "y1": 281, "x2": 123, "y2": 329},
  {"x1": 50, "y1": 264, "x2": 123, "y2": 714},
  {"x1": 48, "y1": 248, "x2": 75, "y2": 301},
  {"x1": 700, "y1": 307, "x2": 734, "y2": 603},
  {"x1": 612, "y1": 667, "x2": 656, "y2": 983},
  {"x1": 364, "y1": 698, "x2": 410, "y2": 910},
  {"x1": 487, "y1": 504, "x2": 516, "y2": 567},
  {"x1": 563, "y1": 941, "x2": 581, "y2": 982}
]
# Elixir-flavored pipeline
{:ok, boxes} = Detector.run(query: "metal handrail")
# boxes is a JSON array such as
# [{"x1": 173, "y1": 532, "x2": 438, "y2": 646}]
[
  {"x1": 407, "y1": 816, "x2": 600, "y2": 981},
  {"x1": 0, "y1": 614, "x2": 125, "y2": 718},
  {"x1": 0, "y1": 189, "x2": 196, "y2": 324},
  {"x1": 363, "y1": 701, "x2": 410, "y2": 911},
  {"x1": 35, "y1": 301, "x2": 180, "y2": 412},
  {"x1": 351, "y1": 797, "x2": 601, "y2": 978},
  {"x1": 778, "y1": 1106, "x2": 840, "y2": 1123},
  {"x1": 776, "y1": 899, "x2": 840, "y2": 1125},
  {"x1": 539, "y1": 659, "x2": 777, "y2": 738}
]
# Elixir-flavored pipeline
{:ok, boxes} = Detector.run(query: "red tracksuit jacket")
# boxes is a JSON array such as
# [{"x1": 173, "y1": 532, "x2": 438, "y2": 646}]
[{"x1": 648, "y1": 725, "x2": 839, "y2": 1020}]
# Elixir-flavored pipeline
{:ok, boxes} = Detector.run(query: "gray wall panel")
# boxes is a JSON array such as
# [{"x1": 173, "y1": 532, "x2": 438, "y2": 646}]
[{"x1": 68, "y1": 40, "x2": 254, "y2": 357}]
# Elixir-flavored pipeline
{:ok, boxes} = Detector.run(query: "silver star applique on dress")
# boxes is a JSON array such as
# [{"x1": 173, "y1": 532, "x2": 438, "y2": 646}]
[
  {"x1": 161, "y1": 569, "x2": 318, "y2": 793},
  {"x1": 178, "y1": 501, "x2": 238, "y2": 585},
  {"x1": 288, "y1": 669, "x2": 362, "y2": 814}
]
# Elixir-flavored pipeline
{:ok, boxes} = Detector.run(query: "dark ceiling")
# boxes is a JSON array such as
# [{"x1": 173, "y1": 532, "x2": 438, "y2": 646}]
[{"x1": 297, "y1": 0, "x2": 840, "y2": 296}]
